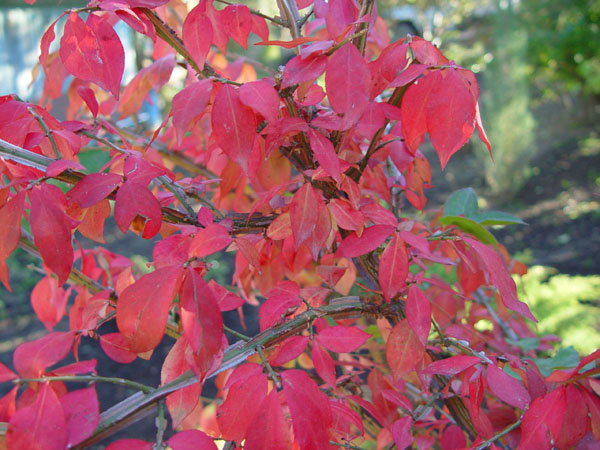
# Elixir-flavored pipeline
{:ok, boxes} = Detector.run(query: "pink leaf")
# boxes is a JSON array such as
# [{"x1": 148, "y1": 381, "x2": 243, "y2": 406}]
[
  {"x1": 31, "y1": 275, "x2": 70, "y2": 331},
  {"x1": 392, "y1": 417, "x2": 414, "y2": 450},
  {"x1": 486, "y1": 364, "x2": 531, "y2": 409},
  {"x1": 386, "y1": 319, "x2": 424, "y2": 379},
  {"x1": 282, "y1": 370, "x2": 333, "y2": 450},
  {"x1": 317, "y1": 325, "x2": 370, "y2": 353},
  {"x1": 7, "y1": 383, "x2": 67, "y2": 450},
  {"x1": 378, "y1": 233, "x2": 409, "y2": 301},
  {"x1": 308, "y1": 128, "x2": 341, "y2": 183},
  {"x1": 67, "y1": 172, "x2": 122, "y2": 208},
  {"x1": 281, "y1": 54, "x2": 327, "y2": 88},
  {"x1": 441, "y1": 424, "x2": 466, "y2": 450},
  {"x1": 189, "y1": 223, "x2": 232, "y2": 258},
  {"x1": 244, "y1": 390, "x2": 291, "y2": 450},
  {"x1": 13, "y1": 331, "x2": 75, "y2": 378},
  {"x1": 116, "y1": 265, "x2": 182, "y2": 353},
  {"x1": 325, "y1": 43, "x2": 370, "y2": 128},
  {"x1": 60, "y1": 386, "x2": 99, "y2": 447},
  {"x1": 289, "y1": 183, "x2": 320, "y2": 249},
  {"x1": 100, "y1": 333, "x2": 137, "y2": 364},
  {"x1": 518, "y1": 388, "x2": 566, "y2": 450},
  {"x1": 239, "y1": 79, "x2": 280, "y2": 123},
  {"x1": 336, "y1": 225, "x2": 395, "y2": 258},
  {"x1": 422, "y1": 355, "x2": 480, "y2": 376},
  {"x1": 114, "y1": 180, "x2": 162, "y2": 239},
  {"x1": 217, "y1": 372, "x2": 268, "y2": 440},
  {"x1": 180, "y1": 268, "x2": 223, "y2": 376},
  {"x1": 270, "y1": 336, "x2": 309, "y2": 366},
  {"x1": 211, "y1": 84, "x2": 257, "y2": 174},
  {"x1": 60, "y1": 13, "x2": 124, "y2": 99},
  {"x1": 168, "y1": 430, "x2": 218, "y2": 450},
  {"x1": 406, "y1": 285, "x2": 431, "y2": 345},
  {"x1": 465, "y1": 238, "x2": 536, "y2": 321},
  {"x1": 312, "y1": 339, "x2": 336, "y2": 386},
  {"x1": 172, "y1": 79, "x2": 213, "y2": 146},
  {"x1": 220, "y1": 4, "x2": 253, "y2": 49},
  {"x1": 400, "y1": 70, "x2": 439, "y2": 153},
  {"x1": 426, "y1": 69, "x2": 477, "y2": 168},
  {"x1": 29, "y1": 185, "x2": 73, "y2": 285},
  {"x1": 182, "y1": 4, "x2": 213, "y2": 71}
]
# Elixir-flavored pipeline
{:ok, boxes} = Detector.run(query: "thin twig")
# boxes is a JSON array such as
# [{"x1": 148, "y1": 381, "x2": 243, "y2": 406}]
[
  {"x1": 257, "y1": 345, "x2": 281, "y2": 389},
  {"x1": 473, "y1": 416, "x2": 523, "y2": 450},
  {"x1": 14, "y1": 375, "x2": 153, "y2": 393},
  {"x1": 27, "y1": 106, "x2": 60, "y2": 158}
]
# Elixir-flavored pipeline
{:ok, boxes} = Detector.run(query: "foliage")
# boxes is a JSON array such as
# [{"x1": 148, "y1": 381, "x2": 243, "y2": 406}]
[
  {"x1": 518, "y1": 265, "x2": 600, "y2": 355},
  {"x1": 0, "y1": 0, "x2": 598, "y2": 449}
]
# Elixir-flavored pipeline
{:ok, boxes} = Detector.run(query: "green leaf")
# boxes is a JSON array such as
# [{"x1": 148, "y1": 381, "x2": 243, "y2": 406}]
[
  {"x1": 534, "y1": 346, "x2": 581, "y2": 377},
  {"x1": 443, "y1": 188, "x2": 479, "y2": 218},
  {"x1": 439, "y1": 216, "x2": 497, "y2": 245},
  {"x1": 472, "y1": 211, "x2": 527, "y2": 226},
  {"x1": 506, "y1": 337, "x2": 539, "y2": 351}
]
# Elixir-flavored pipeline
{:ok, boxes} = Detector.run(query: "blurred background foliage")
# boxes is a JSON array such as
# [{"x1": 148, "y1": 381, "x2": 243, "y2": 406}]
[{"x1": 0, "y1": 0, "x2": 598, "y2": 357}]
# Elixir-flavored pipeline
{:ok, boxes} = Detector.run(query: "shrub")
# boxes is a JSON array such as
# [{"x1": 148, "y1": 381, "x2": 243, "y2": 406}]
[{"x1": 0, "y1": 0, "x2": 598, "y2": 449}]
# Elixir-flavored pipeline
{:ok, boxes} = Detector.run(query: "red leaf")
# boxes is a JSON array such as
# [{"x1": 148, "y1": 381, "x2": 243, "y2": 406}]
[
  {"x1": 378, "y1": 233, "x2": 409, "y2": 301},
  {"x1": 392, "y1": 416, "x2": 413, "y2": 450},
  {"x1": 270, "y1": 336, "x2": 309, "y2": 366},
  {"x1": 220, "y1": 4, "x2": 253, "y2": 49},
  {"x1": 0, "y1": 387, "x2": 17, "y2": 422},
  {"x1": 303, "y1": 192, "x2": 332, "y2": 261},
  {"x1": 400, "y1": 70, "x2": 439, "y2": 153},
  {"x1": 167, "y1": 430, "x2": 218, "y2": 450},
  {"x1": 31, "y1": 275, "x2": 70, "y2": 331},
  {"x1": 0, "y1": 362, "x2": 17, "y2": 383},
  {"x1": 465, "y1": 238, "x2": 536, "y2": 321},
  {"x1": 256, "y1": 36, "x2": 318, "y2": 49},
  {"x1": 308, "y1": 128, "x2": 341, "y2": 183},
  {"x1": 161, "y1": 336, "x2": 201, "y2": 428},
  {"x1": 182, "y1": 4, "x2": 213, "y2": 71},
  {"x1": 189, "y1": 223, "x2": 232, "y2": 258},
  {"x1": 386, "y1": 319, "x2": 424, "y2": 379},
  {"x1": 556, "y1": 384, "x2": 588, "y2": 449},
  {"x1": 118, "y1": 54, "x2": 175, "y2": 118},
  {"x1": 517, "y1": 387, "x2": 566, "y2": 450},
  {"x1": 312, "y1": 339, "x2": 336, "y2": 386},
  {"x1": 172, "y1": 79, "x2": 213, "y2": 146},
  {"x1": 0, "y1": 191, "x2": 25, "y2": 290},
  {"x1": 180, "y1": 268, "x2": 223, "y2": 376},
  {"x1": 475, "y1": 102, "x2": 492, "y2": 157},
  {"x1": 239, "y1": 79, "x2": 280, "y2": 123},
  {"x1": 426, "y1": 69, "x2": 477, "y2": 168},
  {"x1": 208, "y1": 279, "x2": 245, "y2": 311},
  {"x1": 244, "y1": 390, "x2": 291, "y2": 450},
  {"x1": 114, "y1": 180, "x2": 162, "y2": 239},
  {"x1": 486, "y1": 364, "x2": 531, "y2": 409},
  {"x1": 116, "y1": 265, "x2": 182, "y2": 353},
  {"x1": 13, "y1": 331, "x2": 75, "y2": 379},
  {"x1": 100, "y1": 333, "x2": 137, "y2": 364},
  {"x1": 406, "y1": 285, "x2": 431, "y2": 345},
  {"x1": 259, "y1": 293, "x2": 302, "y2": 331},
  {"x1": 282, "y1": 370, "x2": 333, "y2": 450},
  {"x1": 317, "y1": 325, "x2": 370, "y2": 353},
  {"x1": 368, "y1": 41, "x2": 409, "y2": 99},
  {"x1": 389, "y1": 64, "x2": 428, "y2": 88},
  {"x1": 77, "y1": 86, "x2": 99, "y2": 118},
  {"x1": 211, "y1": 84, "x2": 257, "y2": 174},
  {"x1": 250, "y1": 15, "x2": 269, "y2": 41},
  {"x1": 7, "y1": 383, "x2": 67, "y2": 450},
  {"x1": 281, "y1": 54, "x2": 327, "y2": 88},
  {"x1": 336, "y1": 225, "x2": 395, "y2": 258},
  {"x1": 422, "y1": 355, "x2": 480, "y2": 376},
  {"x1": 441, "y1": 424, "x2": 466, "y2": 450},
  {"x1": 217, "y1": 372, "x2": 268, "y2": 440},
  {"x1": 289, "y1": 183, "x2": 320, "y2": 249},
  {"x1": 29, "y1": 185, "x2": 73, "y2": 285},
  {"x1": 67, "y1": 172, "x2": 122, "y2": 208},
  {"x1": 46, "y1": 159, "x2": 86, "y2": 178},
  {"x1": 328, "y1": 199, "x2": 363, "y2": 232},
  {"x1": 60, "y1": 12, "x2": 124, "y2": 99},
  {"x1": 325, "y1": 43, "x2": 370, "y2": 128},
  {"x1": 60, "y1": 386, "x2": 99, "y2": 447}
]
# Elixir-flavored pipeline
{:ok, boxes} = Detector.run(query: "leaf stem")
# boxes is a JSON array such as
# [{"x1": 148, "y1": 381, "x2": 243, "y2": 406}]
[
  {"x1": 27, "y1": 106, "x2": 60, "y2": 158},
  {"x1": 13, "y1": 375, "x2": 153, "y2": 393},
  {"x1": 224, "y1": 325, "x2": 250, "y2": 341},
  {"x1": 473, "y1": 416, "x2": 523, "y2": 450},
  {"x1": 257, "y1": 345, "x2": 281, "y2": 389}
]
